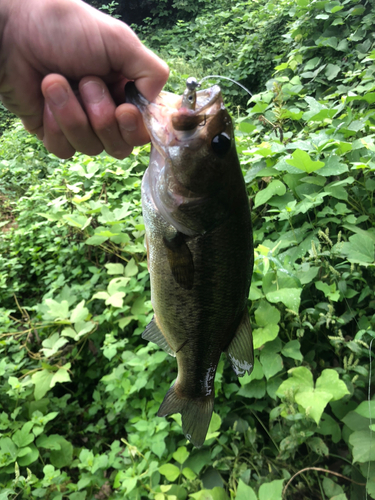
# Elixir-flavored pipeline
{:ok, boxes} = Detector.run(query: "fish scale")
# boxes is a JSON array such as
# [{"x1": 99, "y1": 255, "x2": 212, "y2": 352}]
[{"x1": 125, "y1": 79, "x2": 254, "y2": 447}]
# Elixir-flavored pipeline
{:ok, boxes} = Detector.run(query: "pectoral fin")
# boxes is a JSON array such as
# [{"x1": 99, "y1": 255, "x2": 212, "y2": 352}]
[
  {"x1": 142, "y1": 316, "x2": 175, "y2": 357},
  {"x1": 163, "y1": 231, "x2": 194, "y2": 290},
  {"x1": 226, "y1": 310, "x2": 254, "y2": 376}
]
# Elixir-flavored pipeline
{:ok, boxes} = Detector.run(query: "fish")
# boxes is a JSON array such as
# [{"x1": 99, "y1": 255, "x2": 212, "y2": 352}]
[{"x1": 125, "y1": 78, "x2": 254, "y2": 447}]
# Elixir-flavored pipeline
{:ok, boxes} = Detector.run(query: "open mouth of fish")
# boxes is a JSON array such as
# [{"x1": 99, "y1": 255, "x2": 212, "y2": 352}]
[{"x1": 125, "y1": 79, "x2": 222, "y2": 151}]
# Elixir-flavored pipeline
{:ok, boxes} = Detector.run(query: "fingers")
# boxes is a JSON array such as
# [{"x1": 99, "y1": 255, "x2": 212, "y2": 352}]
[
  {"x1": 41, "y1": 74, "x2": 150, "y2": 159},
  {"x1": 42, "y1": 74, "x2": 103, "y2": 158},
  {"x1": 79, "y1": 76, "x2": 149, "y2": 158}
]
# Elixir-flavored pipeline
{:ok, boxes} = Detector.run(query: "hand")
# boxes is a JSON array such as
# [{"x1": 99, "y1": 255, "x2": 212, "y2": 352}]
[{"x1": 0, "y1": 0, "x2": 169, "y2": 159}]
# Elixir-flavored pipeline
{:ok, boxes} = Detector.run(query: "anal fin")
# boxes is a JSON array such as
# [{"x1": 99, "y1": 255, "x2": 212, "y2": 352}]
[
  {"x1": 142, "y1": 316, "x2": 175, "y2": 357},
  {"x1": 158, "y1": 384, "x2": 214, "y2": 448},
  {"x1": 226, "y1": 309, "x2": 254, "y2": 376}
]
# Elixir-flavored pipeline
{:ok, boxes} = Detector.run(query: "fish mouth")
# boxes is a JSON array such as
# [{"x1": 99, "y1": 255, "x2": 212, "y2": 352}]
[
  {"x1": 125, "y1": 81, "x2": 222, "y2": 146},
  {"x1": 125, "y1": 81, "x2": 227, "y2": 236}
]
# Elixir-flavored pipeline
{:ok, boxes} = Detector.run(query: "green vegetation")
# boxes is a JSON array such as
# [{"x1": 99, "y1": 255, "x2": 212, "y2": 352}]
[{"x1": 1, "y1": 0, "x2": 375, "y2": 499}]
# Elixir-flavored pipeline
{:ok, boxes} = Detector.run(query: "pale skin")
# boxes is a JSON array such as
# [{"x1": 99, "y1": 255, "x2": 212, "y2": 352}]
[{"x1": 0, "y1": 0, "x2": 169, "y2": 159}]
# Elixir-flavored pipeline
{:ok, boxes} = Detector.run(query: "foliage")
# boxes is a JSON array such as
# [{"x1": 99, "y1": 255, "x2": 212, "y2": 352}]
[
  {"x1": 1, "y1": 0, "x2": 375, "y2": 499},
  {"x1": 133, "y1": 0, "x2": 292, "y2": 101},
  {"x1": 84, "y1": 0, "x2": 219, "y2": 27}
]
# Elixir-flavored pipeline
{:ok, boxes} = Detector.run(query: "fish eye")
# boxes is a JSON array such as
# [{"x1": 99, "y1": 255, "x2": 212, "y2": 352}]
[{"x1": 211, "y1": 132, "x2": 231, "y2": 157}]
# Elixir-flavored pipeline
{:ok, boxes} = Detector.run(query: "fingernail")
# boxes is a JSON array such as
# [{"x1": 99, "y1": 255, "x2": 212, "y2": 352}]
[
  {"x1": 45, "y1": 83, "x2": 69, "y2": 107},
  {"x1": 81, "y1": 81, "x2": 104, "y2": 104},
  {"x1": 119, "y1": 113, "x2": 137, "y2": 132}
]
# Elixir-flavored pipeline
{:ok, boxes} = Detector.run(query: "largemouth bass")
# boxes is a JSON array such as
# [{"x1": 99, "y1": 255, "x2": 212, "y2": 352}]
[{"x1": 125, "y1": 79, "x2": 254, "y2": 447}]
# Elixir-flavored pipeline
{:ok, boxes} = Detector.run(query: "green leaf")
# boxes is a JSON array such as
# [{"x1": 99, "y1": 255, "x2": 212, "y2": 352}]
[
  {"x1": 206, "y1": 412, "x2": 222, "y2": 440},
  {"x1": 17, "y1": 444, "x2": 39, "y2": 466},
  {"x1": 238, "y1": 378, "x2": 266, "y2": 399},
  {"x1": 184, "y1": 450, "x2": 211, "y2": 475},
  {"x1": 50, "y1": 363, "x2": 71, "y2": 388},
  {"x1": 266, "y1": 288, "x2": 301, "y2": 312},
  {"x1": 323, "y1": 477, "x2": 345, "y2": 498},
  {"x1": 85, "y1": 235, "x2": 108, "y2": 245},
  {"x1": 235, "y1": 480, "x2": 257, "y2": 500},
  {"x1": 159, "y1": 463, "x2": 180, "y2": 481},
  {"x1": 286, "y1": 149, "x2": 324, "y2": 174},
  {"x1": 254, "y1": 180, "x2": 286, "y2": 208},
  {"x1": 13, "y1": 422, "x2": 34, "y2": 447},
  {"x1": 325, "y1": 63, "x2": 341, "y2": 81},
  {"x1": 340, "y1": 233, "x2": 374, "y2": 264},
  {"x1": 74, "y1": 320, "x2": 95, "y2": 336},
  {"x1": 303, "y1": 96, "x2": 337, "y2": 121},
  {"x1": 173, "y1": 446, "x2": 189, "y2": 465},
  {"x1": 70, "y1": 300, "x2": 88, "y2": 323},
  {"x1": 113, "y1": 202, "x2": 131, "y2": 220},
  {"x1": 131, "y1": 296, "x2": 152, "y2": 316},
  {"x1": 125, "y1": 258, "x2": 138, "y2": 277},
  {"x1": 182, "y1": 467, "x2": 197, "y2": 480},
  {"x1": 69, "y1": 493, "x2": 87, "y2": 500},
  {"x1": 281, "y1": 340, "x2": 303, "y2": 361},
  {"x1": 107, "y1": 277, "x2": 130, "y2": 295},
  {"x1": 318, "y1": 155, "x2": 348, "y2": 176},
  {"x1": 295, "y1": 389, "x2": 332, "y2": 424},
  {"x1": 190, "y1": 487, "x2": 229, "y2": 500},
  {"x1": 61, "y1": 327, "x2": 77, "y2": 339},
  {"x1": 315, "y1": 281, "x2": 340, "y2": 301},
  {"x1": 317, "y1": 413, "x2": 341, "y2": 443},
  {"x1": 258, "y1": 479, "x2": 284, "y2": 500},
  {"x1": 105, "y1": 292, "x2": 125, "y2": 308},
  {"x1": 32, "y1": 370, "x2": 54, "y2": 400},
  {"x1": 105, "y1": 263, "x2": 125, "y2": 275},
  {"x1": 0, "y1": 437, "x2": 17, "y2": 460},
  {"x1": 277, "y1": 367, "x2": 313, "y2": 397},
  {"x1": 349, "y1": 430, "x2": 375, "y2": 463},
  {"x1": 41, "y1": 333, "x2": 69, "y2": 357},
  {"x1": 324, "y1": 177, "x2": 354, "y2": 200},
  {"x1": 44, "y1": 299, "x2": 69, "y2": 320},
  {"x1": 342, "y1": 411, "x2": 370, "y2": 431},
  {"x1": 306, "y1": 437, "x2": 329, "y2": 456},
  {"x1": 62, "y1": 214, "x2": 88, "y2": 228},
  {"x1": 354, "y1": 400, "x2": 375, "y2": 418},
  {"x1": 36, "y1": 434, "x2": 62, "y2": 450},
  {"x1": 253, "y1": 324, "x2": 279, "y2": 349},
  {"x1": 316, "y1": 369, "x2": 349, "y2": 401},
  {"x1": 260, "y1": 351, "x2": 283, "y2": 380},
  {"x1": 92, "y1": 291, "x2": 109, "y2": 301},
  {"x1": 255, "y1": 300, "x2": 280, "y2": 326},
  {"x1": 49, "y1": 436, "x2": 73, "y2": 468}
]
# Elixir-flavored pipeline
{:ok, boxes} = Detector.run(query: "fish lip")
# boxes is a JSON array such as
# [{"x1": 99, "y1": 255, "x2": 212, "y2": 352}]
[
  {"x1": 124, "y1": 81, "x2": 150, "y2": 108},
  {"x1": 125, "y1": 81, "x2": 222, "y2": 136}
]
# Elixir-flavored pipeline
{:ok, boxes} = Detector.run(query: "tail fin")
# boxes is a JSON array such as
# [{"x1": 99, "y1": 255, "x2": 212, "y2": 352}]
[{"x1": 157, "y1": 385, "x2": 214, "y2": 447}]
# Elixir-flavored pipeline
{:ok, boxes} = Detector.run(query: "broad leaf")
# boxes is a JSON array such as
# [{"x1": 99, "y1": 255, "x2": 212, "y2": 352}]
[
  {"x1": 286, "y1": 149, "x2": 324, "y2": 173},
  {"x1": 235, "y1": 480, "x2": 257, "y2": 500}
]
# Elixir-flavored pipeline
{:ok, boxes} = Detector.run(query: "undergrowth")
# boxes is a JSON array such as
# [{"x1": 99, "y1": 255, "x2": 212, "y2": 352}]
[{"x1": 0, "y1": 0, "x2": 375, "y2": 499}]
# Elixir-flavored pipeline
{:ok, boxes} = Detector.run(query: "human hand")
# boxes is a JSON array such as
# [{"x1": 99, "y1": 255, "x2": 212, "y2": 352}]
[{"x1": 0, "y1": 0, "x2": 169, "y2": 159}]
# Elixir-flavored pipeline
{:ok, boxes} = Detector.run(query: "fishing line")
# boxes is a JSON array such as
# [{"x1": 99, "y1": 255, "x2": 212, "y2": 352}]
[
  {"x1": 366, "y1": 337, "x2": 374, "y2": 500},
  {"x1": 330, "y1": 272, "x2": 373, "y2": 497},
  {"x1": 198, "y1": 75, "x2": 253, "y2": 98},
  {"x1": 196, "y1": 73, "x2": 374, "y2": 492}
]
